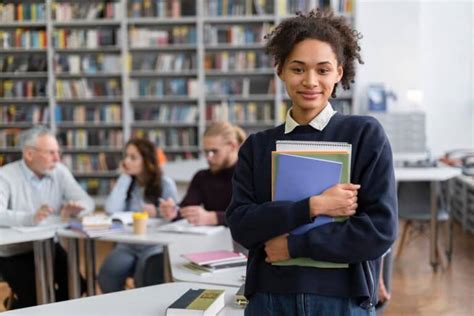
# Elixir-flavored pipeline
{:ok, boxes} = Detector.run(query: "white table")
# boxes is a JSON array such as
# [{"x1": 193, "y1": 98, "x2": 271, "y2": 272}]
[
  {"x1": 57, "y1": 224, "x2": 244, "y2": 298},
  {"x1": 394, "y1": 166, "x2": 462, "y2": 270},
  {"x1": 0, "y1": 228, "x2": 57, "y2": 304},
  {"x1": 1, "y1": 282, "x2": 245, "y2": 316}
]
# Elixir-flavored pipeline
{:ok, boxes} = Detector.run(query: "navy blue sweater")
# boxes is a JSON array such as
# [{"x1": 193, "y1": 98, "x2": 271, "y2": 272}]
[{"x1": 226, "y1": 113, "x2": 398, "y2": 305}]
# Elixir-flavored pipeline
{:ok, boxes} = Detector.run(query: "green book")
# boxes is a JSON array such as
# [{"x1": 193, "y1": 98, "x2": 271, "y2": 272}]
[
  {"x1": 271, "y1": 140, "x2": 352, "y2": 269},
  {"x1": 166, "y1": 288, "x2": 225, "y2": 316}
]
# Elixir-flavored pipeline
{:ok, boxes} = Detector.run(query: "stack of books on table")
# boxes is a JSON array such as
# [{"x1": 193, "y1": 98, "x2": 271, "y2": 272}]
[
  {"x1": 182, "y1": 250, "x2": 247, "y2": 275},
  {"x1": 69, "y1": 214, "x2": 125, "y2": 238}
]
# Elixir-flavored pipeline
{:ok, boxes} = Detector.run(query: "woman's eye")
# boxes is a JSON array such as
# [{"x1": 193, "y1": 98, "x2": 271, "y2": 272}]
[
  {"x1": 292, "y1": 68, "x2": 303, "y2": 73},
  {"x1": 319, "y1": 68, "x2": 329, "y2": 74}
]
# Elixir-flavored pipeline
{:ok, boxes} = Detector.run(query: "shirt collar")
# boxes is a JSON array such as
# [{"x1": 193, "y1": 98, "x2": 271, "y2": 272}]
[
  {"x1": 20, "y1": 159, "x2": 51, "y2": 182},
  {"x1": 284, "y1": 103, "x2": 337, "y2": 134}
]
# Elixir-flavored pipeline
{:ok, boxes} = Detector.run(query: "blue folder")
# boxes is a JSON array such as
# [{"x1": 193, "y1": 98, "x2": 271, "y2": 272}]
[{"x1": 274, "y1": 154, "x2": 342, "y2": 235}]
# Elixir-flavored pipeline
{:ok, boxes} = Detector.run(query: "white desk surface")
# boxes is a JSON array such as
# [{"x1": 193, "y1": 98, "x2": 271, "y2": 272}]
[
  {"x1": 394, "y1": 166, "x2": 462, "y2": 182},
  {"x1": 1, "y1": 282, "x2": 244, "y2": 316},
  {"x1": 0, "y1": 228, "x2": 55, "y2": 246},
  {"x1": 162, "y1": 158, "x2": 207, "y2": 183},
  {"x1": 169, "y1": 228, "x2": 246, "y2": 287}
]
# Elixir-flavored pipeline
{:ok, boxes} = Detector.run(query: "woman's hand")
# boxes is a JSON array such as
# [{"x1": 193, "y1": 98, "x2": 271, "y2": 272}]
[
  {"x1": 310, "y1": 183, "x2": 360, "y2": 217},
  {"x1": 142, "y1": 203, "x2": 157, "y2": 217},
  {"x1": 159, "y1": 197, "x2": 178, "y2": 220}
]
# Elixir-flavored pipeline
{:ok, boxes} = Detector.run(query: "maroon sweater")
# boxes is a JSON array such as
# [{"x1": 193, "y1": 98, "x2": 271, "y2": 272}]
[{"x1": 180, "y1": 165, "x2": 235, "y2": 225}]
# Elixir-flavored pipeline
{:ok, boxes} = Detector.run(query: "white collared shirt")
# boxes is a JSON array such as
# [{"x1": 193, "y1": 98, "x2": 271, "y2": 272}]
[{"x1": 284, "y1": 103, "x2": 337, "y2": 134}]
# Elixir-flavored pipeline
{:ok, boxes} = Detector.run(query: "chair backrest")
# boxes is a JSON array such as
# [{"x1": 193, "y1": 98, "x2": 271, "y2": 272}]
[{"x1": 397, "y1": 181, "x2": 449, "y2": 221}]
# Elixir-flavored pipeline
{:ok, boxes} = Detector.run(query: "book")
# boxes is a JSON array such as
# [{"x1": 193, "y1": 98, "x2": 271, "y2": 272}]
[
  {"x1": 182, "y1": 250, "x2": 246, "y2": 266},
  {"x1": 271, "y1": 140, "x2": 352, "y2": 268},
  {"x1": 157, "y1": 219, "x2": 225, "y2": 235},
  {"x1": 110, "y1": 212, "x2": 133, "y2": 225},
  {"x1": 166, "y1": 288, "x2": 225, "y2": 316}
]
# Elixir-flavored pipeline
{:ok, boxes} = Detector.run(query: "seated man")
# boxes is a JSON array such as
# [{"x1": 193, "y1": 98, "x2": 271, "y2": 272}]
[
  {"x1": 0, "y1": 126, "x2": 94, "y2": 309},
  {"x1": 160, "y1": 121, "x2": 246, "y2": 226}
]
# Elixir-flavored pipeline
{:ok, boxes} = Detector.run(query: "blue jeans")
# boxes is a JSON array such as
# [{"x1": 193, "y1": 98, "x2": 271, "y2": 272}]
[
  {"x1": 98, "y1": 243, "x2": 164, "y2": 293},
  {"x1": 245, "y1": 292, "x2": 376, "y2": 316}
]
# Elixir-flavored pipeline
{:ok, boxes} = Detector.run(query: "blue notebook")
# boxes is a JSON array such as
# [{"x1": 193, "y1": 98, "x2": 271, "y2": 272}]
[{"x1": 274, "y1": 154, "x2": 343, "y2": 235}]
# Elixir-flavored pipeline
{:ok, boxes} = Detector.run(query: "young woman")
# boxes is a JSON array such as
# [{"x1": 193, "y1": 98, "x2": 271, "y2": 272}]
[
  {"x1": 226, "y1": 9, "x2": 397, "y2": 316},
  {"x1": 98, "y1": 138, "x2": 178, "y2": 293}
]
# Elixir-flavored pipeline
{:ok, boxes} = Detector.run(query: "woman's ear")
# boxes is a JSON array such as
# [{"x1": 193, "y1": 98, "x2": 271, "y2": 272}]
[{"x1": 336, "y1": 65, "x2": 343, "y2": 82}]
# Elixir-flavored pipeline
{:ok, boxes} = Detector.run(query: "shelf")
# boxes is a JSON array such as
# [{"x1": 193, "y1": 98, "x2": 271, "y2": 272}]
[
  {"x1": 162, "y1": 146, "x2": 200, "y2": 153},
  {"x1": 73, "y1": 171, "x2": 119, "y2": 178},
  {"x1": 62, "y1": 147, "x2": 123, "y2": 153},
  {"x1": 204, "y1": 43, "x2": 265, "y2": 50},
  {"x1": 205, "y1": 69, "x2": 274, "y2": 76},
  {"x1": 132, "y1": 122, "x2": 198, "y2": 128},
  {"x1": 130, "y1": 96, "x2": 198, "y2": 103},
  {"x1": 0, "y1": 48, "x2": 46, "y2": 54},
  {"x1": 129, "y1": 44, "x2": 197, "y2": 52},
  {"x1": 204, "y1": 15, "x2": 275, "y2": 23},
  {"x1": 0, "y1": 21, "x2": 46, "y2": 28},
  {"x1": 128, "y1": 17, "x2": 197, "y2": 25},
  {"x1": 55, "y1": 72, "x2": 122, "y2": 79},
  {"x1": 53, "y1": 20, "x2": 121, "y2": 27},
  {"x1": 0, "y1": 122, "x2": 40, "y2": 128},
  {"x1": 0, "y1": 97, "x2": 48, "y2": 104},
  {"x1": 55, "y1": 97, "x2": 123, "y2": 104},
  {"x1": 205, "y1": 94, "x2": 275, "y2": 102},
  {"x1": 56, "y1": 122, "x2": 123, "y2": 129},
  {"x1": 129, "y1": 71, "x2": 198, "y2": 78},
  {"x1": 54, "y1": 47, "x2": 121, "y2": 54},
  {"x1": 0, "y1": 148, "x2": 21, "y2": 153},
  {"x1": 0, "y1": 72, "x2": 48, "y2": 79}
]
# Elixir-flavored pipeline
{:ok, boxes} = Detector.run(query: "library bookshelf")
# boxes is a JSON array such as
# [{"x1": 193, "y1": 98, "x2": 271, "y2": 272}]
[{"x1": 0, "y1": 0, "x2": 354, "y2": 199}]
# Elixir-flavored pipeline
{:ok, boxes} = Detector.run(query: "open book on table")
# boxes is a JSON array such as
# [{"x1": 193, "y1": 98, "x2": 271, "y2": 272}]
[{"x1": 157, "y1": 219, "x2": 225, "y2": 235}]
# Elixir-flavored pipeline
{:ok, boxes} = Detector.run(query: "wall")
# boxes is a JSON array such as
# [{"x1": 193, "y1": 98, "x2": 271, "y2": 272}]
[{"x1": 354, "y1": 0, "x2": 473, "y2": 157}]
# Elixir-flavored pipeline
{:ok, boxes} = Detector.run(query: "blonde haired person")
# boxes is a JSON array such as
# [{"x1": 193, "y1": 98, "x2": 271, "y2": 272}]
[{"x1": 160, "y1": 121, "x2": 246, "y2": 226}]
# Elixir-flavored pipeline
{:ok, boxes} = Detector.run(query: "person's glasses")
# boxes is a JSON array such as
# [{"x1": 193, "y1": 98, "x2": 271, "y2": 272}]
[
  {"x1": 202, "y1": 148, "x2": 220, "y2": 158},
  {"x1": 29, "y1": 147, "x2": 62, "y2": 156}
]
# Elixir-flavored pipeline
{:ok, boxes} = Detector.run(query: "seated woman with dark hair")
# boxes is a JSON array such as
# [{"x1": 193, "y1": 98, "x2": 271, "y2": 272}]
[{"x1": 98, "y1": 138, "x2": 178, "y2": 293}]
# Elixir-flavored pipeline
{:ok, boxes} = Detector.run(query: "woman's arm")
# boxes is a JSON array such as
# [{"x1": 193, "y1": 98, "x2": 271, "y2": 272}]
[{"x1": 104, "y1": 174, "x2": 132, "y2": 214}]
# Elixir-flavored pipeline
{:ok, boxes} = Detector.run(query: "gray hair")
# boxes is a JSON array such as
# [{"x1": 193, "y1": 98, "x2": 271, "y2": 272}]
[{"x1": 20, "y1": 125, "x2": 55, "y2": 149}]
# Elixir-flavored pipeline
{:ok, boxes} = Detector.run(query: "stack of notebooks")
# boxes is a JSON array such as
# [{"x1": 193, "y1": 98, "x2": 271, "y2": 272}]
[
  {"x1": 272, "y1": 140, "x2": 352, "y2": 268},
  {"x1": 69, "y1": 214, "x2": 124, "y2": 238},
  {"x1": 182, "y1": 250, "x2": 247, "y2": 275}
]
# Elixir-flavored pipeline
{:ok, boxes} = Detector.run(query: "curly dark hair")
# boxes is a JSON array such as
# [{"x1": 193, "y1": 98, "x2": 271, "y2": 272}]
[
  {"x1": 265, "y1": 8, "x2": 363, "y2": 97},
  {"x1": 125, "y1": 138, "x2": 163, "y2": 206}
]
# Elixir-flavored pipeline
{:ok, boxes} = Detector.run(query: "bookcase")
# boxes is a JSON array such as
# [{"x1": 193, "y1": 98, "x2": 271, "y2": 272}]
[{"x1": 0, "y1": 0, "x2": 354, "y2": 198}]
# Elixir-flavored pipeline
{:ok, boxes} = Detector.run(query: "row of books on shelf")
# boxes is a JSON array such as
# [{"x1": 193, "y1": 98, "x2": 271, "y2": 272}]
[
  {"x1": 0, "y1": 54, "x2": 47, "y2": 73},
  {"x1": 0, "y1": 80, "x2": 46, "y2": 98},
  {"x1": 128, "y1": 26, "x2": 196, "y2": 48},
  {"x1": 204, "y1": 50, "x2": 271, "y2": 71},
  {"x1": 0, "y1": 3, "x2": 46, "y2": 22},
  {"x1": 0, "y1": 30, "x2": 47, "y2": 49},
  {"x1": 205, "y1": 77, "x2": 274, "y2": 95},
  {"x1": 58, "y1": 129, "x2": 124, "y2": 148},
  {"x1": 134, "y1": 104, "x2": 198, "y2": 123},
  {"x1": 203, "y1": 23, "x2": 271, "y2": 45},
  {"x1": 206, "y1": 101, "x2": 273, "y2": 123},
  {"x1": 205, "y1": 0, "x2": 273, "y2": 16},
  {"x1": 0, "y1": 105, "x2": 47, "y2": 123},
  {"x1": 56, "y1": 79, "x2": 121, "y2": 99},
  {"x1": 53, "y1": 1, "x2": 122, "y2": 21},
  {"x1": 56, "y1": 104, "x2": 122, "y2": 123},
  {"x1": 55, "y1": 54, "x2": 121, "y2": 74},
  {"x1": 62, "y1": 153, "x2": 121, "y2": 173},
  {"x1": 131, "y1": 53, "x2": 195, "y2": 72},
  {"x1": 133, "y1": 128, "x2": 197, "y2": 148},
  {"x1": 128, "y1": 0, "x2": 195, "y2": 18},
  {"x1": 130, "y1": 79, "x2": 198, "y2": 98},
  {"x1": 0, "y1": 153, "x2": 20, "y2": 167},
  {"x1": 78, "y1": 178, "x2": 116, "y2": 196},
  {"x1": 0, "y1": 128, "x2": 20, "y2": 147},
  {"x1": 53, "y1": 29, "x2": 120, "y2": 49}
]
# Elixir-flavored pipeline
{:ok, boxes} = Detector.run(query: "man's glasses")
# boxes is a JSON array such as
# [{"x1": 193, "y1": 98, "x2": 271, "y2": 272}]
[
  {"x1": 28, "y1": 147, "x2": 62, "y2": 156},
  {"x1": 202, "y1": 149, "x2": 220, "y2": 158}
]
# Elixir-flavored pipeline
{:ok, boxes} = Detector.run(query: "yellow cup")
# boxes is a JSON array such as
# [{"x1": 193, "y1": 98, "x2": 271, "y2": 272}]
[{"x1": 132, "y1": 212, "x2": 149, "y2": 235}]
